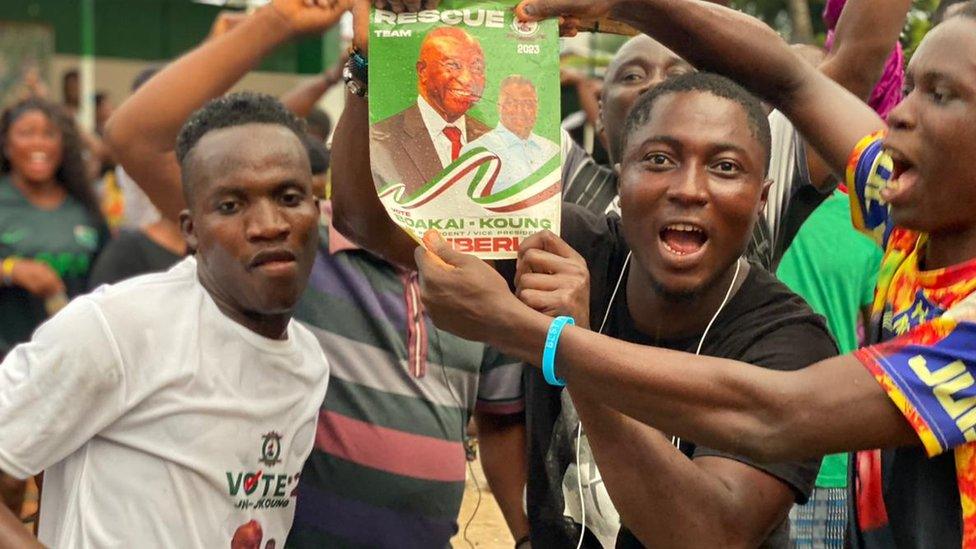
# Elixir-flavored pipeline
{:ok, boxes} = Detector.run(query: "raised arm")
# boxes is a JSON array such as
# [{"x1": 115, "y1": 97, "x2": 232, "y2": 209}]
[
  {"x1": 329, "y1": 93, "x2": 419, "y2": 268},
  {"x1": 517, "y1": 0, "x2": 887, "y2": 178},
  {"x1": 798, "y1": 0, "x2": 911, "y2": 189},
  {"x1": 105, "y1": 0, "x2": 351, "y2": 221},
  {"x1": 820, "y1": 0, "x2": 909, "y2": 107}
]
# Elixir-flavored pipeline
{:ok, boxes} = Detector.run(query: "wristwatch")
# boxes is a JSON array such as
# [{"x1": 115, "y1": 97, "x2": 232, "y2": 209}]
[{"x1": 343, "y1": 48, "x2": 368, "y2": 98}]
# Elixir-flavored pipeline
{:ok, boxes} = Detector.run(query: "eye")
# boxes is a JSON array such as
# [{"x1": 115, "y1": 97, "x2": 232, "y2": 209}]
[
  {"x1": 216, "y1": 199, "x2": 240, "y2": 214},
  {"x1": 929, "y1": 86, "x2": 952, "y2": 105},
  {"x1": 642, "y1": 152, "x2": 675, "y2": 170},
  {"x1": 710, "y1": 159, "x2": 742, "y2": 177},
  {"x1": 280, "y1": 190, "x2": 305, "y2": 207},
  {"x1": 619, "y1": 71, "x2": 645, "y2": 84}
]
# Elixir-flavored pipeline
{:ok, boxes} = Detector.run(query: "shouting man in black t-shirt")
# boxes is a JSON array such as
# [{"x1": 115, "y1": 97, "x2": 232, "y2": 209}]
[{"x1": 413, "y1": 73, "x2": 838, "y2": 547}]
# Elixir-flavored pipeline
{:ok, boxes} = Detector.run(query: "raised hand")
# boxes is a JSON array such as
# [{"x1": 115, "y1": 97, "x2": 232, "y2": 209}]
[
  {"x1": 514, "y1": 230, "x2": 591, "y2": 329},
  {"x1": 269, "y1": 0, "x2": 355, "y2": 36}
]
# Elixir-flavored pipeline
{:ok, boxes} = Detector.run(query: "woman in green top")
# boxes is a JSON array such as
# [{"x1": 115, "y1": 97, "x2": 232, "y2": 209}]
[{"x1": 0, "y1": 98, "x2": 107, "y2": 357}]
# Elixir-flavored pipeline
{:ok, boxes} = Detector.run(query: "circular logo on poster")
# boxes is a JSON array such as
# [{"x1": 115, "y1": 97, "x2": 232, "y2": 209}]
[{"x1": 511, "y1": 18, "x2": 539, "y2": 37}]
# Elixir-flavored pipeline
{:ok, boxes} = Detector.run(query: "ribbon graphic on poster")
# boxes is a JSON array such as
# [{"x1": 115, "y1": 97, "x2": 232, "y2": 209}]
[{"x1": 369, "y1": 1, "x2": 561, "y2": 259}]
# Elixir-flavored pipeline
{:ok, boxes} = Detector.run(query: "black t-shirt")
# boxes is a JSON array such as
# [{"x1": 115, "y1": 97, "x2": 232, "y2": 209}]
[
  {"x1": 87, "y1": 229, "x2": 183, "y2": 289},
  {"x1": 523, "y1": 204, "x2": 838, "y2": 548}
]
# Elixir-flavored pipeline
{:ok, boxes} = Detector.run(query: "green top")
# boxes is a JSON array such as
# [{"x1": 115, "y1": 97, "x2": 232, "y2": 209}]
[
  {"x1": 776, "y1": 190, "x2": 883, "y2": 488},
  {"x1": 0, "y1": 176, "x2": 104, "y2": 355}
]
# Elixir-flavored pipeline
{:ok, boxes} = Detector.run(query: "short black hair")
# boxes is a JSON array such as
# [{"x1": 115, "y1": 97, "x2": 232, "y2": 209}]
[
  {"x1": 622, "y1": 72, "x2": 771, "y2": 176},
  {"x1": 176, "y1": 92, "x2": 308, "y2": 205}
]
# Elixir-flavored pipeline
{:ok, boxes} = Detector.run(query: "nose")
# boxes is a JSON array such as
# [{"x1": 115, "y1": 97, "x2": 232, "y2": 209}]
[
  {"x1": 245, "y1": 199, "x2": 290, "y2": 242},
  {"x1": 666, "y1": 164, "x2": 708, "y2": 207},
  {"x1": 455, "y1": 66, "x2": 473, "y2": 86},
  {"x1": 886, "y1": 94, "x2": 915, "y2": 133}
]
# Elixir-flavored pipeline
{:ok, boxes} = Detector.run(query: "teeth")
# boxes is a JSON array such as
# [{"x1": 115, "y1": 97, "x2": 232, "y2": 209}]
[
  {"x1": 665, "y1": 224, "x2": 703, "y2": 233},
  {"x1": 29, "y1": 151, "x2": 47, "y2": 162}
]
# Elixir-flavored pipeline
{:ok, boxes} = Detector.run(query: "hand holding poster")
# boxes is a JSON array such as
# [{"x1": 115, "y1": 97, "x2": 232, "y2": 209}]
[{"x1": 368, "y1": 1, "x2": 561, "y2": 259}]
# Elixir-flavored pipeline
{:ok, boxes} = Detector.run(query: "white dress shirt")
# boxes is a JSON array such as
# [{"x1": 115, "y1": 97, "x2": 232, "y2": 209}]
[{"x1": 417, "y1": 95, "x2": 468, "y2": 167}]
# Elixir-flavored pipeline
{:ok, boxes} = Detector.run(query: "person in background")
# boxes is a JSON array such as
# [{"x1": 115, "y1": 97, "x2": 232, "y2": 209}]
[
  {"x1": 777, "y1": 189, "x2": 883, "y2": 547},
  {"x1": 305, "y1": 108, "x2": 333, "y2": 142},
  {"x1": 105, "y1": 2, "x2": 530, "y2": 546},
  {"x1": 86, "y1": 209, "x2": 184, "y2": 288},
  {"x1": 303, "y1": 134, "x2": 331, "y2": 201},
  {"x1": 60, "y1": 70, "x2": 79, "y2": 118},
  {"x1": 94, "y1": 92, "x2": 113, "y2": 138},
  {"x1": 0, "y1": 98, "x2": 107, "y2": 356}
]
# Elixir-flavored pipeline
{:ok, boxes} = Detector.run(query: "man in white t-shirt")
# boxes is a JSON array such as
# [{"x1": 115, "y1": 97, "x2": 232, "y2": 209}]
[{"x1": 0, "y1": 92, "x2": 330, "y2": 548}]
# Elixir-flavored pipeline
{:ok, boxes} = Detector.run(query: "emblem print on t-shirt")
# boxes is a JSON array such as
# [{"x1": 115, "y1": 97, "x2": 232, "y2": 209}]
[
  {"x1": 226, "y1": 432, "x2": 302, "y2": 511},
  {"x1": 260, "y1": 432, "x2": 282, "y2": 467}
]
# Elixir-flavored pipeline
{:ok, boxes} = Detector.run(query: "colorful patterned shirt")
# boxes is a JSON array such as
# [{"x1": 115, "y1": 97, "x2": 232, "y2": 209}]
[
  {"x1": 285, "y1": 214, "x2": 523, "y2": 548},
  {"x1": 846, "y1": 133, "x2": 976, "y2": 548}
]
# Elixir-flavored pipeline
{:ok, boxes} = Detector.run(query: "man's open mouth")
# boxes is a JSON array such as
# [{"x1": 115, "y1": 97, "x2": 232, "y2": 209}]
[
  {"x1": 886, "y1": 148, "x2": 920, "y2": 205},
  {"x1": 659, "y1": 223, "x2": 708, "y2": 256}
]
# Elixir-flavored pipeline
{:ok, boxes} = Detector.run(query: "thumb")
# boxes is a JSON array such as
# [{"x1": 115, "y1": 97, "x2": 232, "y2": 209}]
[
  {"x1": 515, "y1": 0, "x2": 569, "y2": 21},
  {"x1": 422, "y1": 230, "x2": 465, "y2": 269}
]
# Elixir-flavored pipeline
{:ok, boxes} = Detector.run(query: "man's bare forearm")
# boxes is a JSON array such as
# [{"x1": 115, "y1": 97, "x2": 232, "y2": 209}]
[
  {"x1": 105, "y1": 7, "x2": 298, "y2": 220},
  {"x1": 571, "y1": 394, "x2": 793, "y2": 547},
  {"x1": 330, "y1": 93, "x2": 418, "y2": 268},
  {"x1": 478, "y1": 305, "x2": 915, "y2": 462}
]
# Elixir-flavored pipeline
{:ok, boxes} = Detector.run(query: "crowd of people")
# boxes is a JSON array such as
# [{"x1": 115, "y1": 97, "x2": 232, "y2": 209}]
[{"x1": 0, "y1": 0, "x2": 974, "y2": 547}]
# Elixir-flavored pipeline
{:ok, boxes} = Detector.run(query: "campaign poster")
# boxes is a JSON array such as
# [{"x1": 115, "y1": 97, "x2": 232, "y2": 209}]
[{"x1": 368, "y1": 1, "x2": 561, "y2": 259}]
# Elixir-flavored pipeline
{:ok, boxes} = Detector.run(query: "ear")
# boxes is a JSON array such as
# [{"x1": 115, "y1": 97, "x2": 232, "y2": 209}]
[
  {"x1": 758, "y1": 178, "x2": 773, "y2": 215},
  {"x1": 613, "y1": 162, "x2": 622, "y2": 176},
  {"x1": 179, "y1": 209, "x2": 198, "y2": 254}
]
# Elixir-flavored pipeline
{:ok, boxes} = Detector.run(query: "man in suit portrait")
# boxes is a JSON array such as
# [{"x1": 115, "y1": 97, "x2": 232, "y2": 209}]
[{"x1": 371, "y1": 27, "x2": 489, "y2": 195}]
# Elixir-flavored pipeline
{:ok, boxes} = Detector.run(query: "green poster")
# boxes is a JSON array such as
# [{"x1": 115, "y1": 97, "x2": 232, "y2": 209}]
[{"x1": 368, "y1": 1, "x2": 561, "y2": 259}]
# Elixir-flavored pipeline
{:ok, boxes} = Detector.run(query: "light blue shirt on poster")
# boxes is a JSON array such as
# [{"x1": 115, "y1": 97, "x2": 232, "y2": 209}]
[{"x1": 462, "y1": 124, "x2": 560, "y2": 194}]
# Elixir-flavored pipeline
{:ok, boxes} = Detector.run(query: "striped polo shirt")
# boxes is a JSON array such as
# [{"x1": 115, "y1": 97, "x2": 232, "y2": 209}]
[{"x1": 286, "y1": 213, "x2": 523, "y2": 548}]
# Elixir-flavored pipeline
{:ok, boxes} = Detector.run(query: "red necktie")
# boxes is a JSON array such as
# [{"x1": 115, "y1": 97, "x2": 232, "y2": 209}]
[{"x1": 443, "y1": 126, "x2": 462, "y2": 162}]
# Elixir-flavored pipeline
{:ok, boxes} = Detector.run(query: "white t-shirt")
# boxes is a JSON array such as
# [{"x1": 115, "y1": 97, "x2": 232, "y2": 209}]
[{"x1": 0, "y1": 257, "x2": 330, "y2": 548}]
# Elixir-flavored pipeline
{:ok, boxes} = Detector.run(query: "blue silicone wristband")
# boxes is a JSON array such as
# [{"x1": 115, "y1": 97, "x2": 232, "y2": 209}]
[{"x1": 542, "y1": 316, "x2": 575, "y2": 387}]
